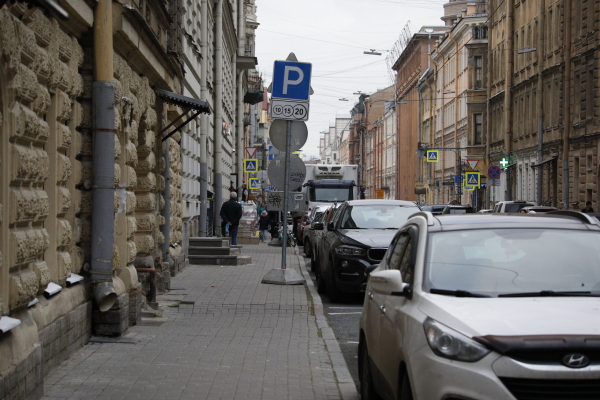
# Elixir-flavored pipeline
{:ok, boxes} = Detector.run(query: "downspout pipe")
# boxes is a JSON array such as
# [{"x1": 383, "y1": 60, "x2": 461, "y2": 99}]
[
  {"x1": 449, "y1": 32, "x2": 460, "y2": 204},
  {"x1": 214, "y1": 0, "x2": 224, "y2": 235},
  {"x1": 562, "y1": 0, "x2": 572, "y2": 209},
  {"x1": 199, "y1": 0, "x2": 208, "y2": 236},
  {"x1": 505, "y1": 0, "x2": 515, "y2": 200},
  {"x1": 536, "y1": 0, "x2": 545, "y2": 206},
  {"x1": 91, "y1": 0, "x2": 117, "y2": 312},
  {"x1": 237, "y1": 0, "x2": 245, "y2": 201},
  {"x1": 161, "y1": 115, "x2": 173, "y2": 267}
]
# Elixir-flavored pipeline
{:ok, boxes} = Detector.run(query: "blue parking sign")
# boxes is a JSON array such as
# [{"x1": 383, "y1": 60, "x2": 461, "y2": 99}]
[{"x1": 272, "y1": 61, "x2": 312, "y2": 101}]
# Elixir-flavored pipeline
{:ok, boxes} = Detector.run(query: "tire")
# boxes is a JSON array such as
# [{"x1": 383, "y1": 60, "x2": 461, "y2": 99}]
[
  {"x1": 325, "y1": 258, "x2": 345, "y2": 303},
  {"x1": 359, "y1": 339, "x2": 381, "y2": 400},
  {"x1": 399, "y1": 371, "x2": 413, "y2": 400},
  {"x1": 304, "y1": 238, "x2": 312, "y2": 258}
]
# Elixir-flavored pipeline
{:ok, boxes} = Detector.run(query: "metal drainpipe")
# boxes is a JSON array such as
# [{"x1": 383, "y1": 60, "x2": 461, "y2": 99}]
[
  {"x1": 161, "y1": 117, "x2": 173, "y2": 267},
  {"x1": 505, "y1": 0, "x2": 515, "y2": 201},
  {"x1": 562, "y1": 0, "x2": 572, "y2": 210},
  {"x1": 486, "y1": 28, "x2": 493, "y2": 209},
  {"x1": 449, "y1": 32, "x2": 460, "y2": 204},
  {"x1": 199, "y1": 0, "x2": 208, "y2": 237},
  {"x1": 237, "y1": 0, "x2": 244, "y2": 198},
  {"x1": 214, "y1": 0, "x2": 224, "y2": 235},
  {"x1": 536, "y1": 0, "x2": 545, "y2": 206},
  {"x1": 91, "y1": 0, "x2": 118, "y2": 312}
]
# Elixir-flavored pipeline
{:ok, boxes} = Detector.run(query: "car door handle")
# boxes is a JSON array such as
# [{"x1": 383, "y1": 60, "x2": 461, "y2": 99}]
[
  {"x1": 380, "y1": 305, "x2": 386, "y2": 314},
  {"x1": 368, "y1": 292, "x2": 373, "y2": 300}
]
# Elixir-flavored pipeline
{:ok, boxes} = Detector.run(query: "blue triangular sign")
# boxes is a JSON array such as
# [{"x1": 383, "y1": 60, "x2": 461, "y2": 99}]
[{"x1": 468, "y1": 174, "x2": 478, "y2": 185}]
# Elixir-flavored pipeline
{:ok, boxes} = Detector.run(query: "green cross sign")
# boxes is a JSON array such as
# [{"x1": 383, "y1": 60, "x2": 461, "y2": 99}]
[{"x1": 499, "y1": 158, "x2": 509, "y2": 168}]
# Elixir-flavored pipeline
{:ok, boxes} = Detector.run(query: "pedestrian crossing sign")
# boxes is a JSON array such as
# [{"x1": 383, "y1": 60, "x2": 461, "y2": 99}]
[
  {"x1": 426, "y1": 150, "x2": 439, "y2": 162},
  {"x1": 244, "y1": 159, "x2": 259, "y2": 173},
  {"x1": 465, "y1": 172, "x2": 480, "y2": 187},
  {"x1": 249, "y1": 178, "x2": 260, "y2": 189}
]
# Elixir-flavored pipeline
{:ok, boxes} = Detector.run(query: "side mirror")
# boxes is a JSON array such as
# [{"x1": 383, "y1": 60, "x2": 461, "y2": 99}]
[
  {"x1": 327, "y1": 221, "x2": 335, "y2": 230},
  {"x1": 369, "y1": 270, "x2": 411, "y2": 297},
  {"x1": 313, "y1": 222, "x2": 324, "y2": 230}
]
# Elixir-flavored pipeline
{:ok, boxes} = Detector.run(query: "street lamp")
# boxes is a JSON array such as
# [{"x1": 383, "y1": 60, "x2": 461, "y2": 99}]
[{"x1": 364, "y1": 49, "x2": 383, "y2": 56}]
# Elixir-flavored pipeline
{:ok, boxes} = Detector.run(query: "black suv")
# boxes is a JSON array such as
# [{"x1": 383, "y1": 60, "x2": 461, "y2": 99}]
[{"x1": 314, "y1": 199, "x2": 420, "y2": 301}]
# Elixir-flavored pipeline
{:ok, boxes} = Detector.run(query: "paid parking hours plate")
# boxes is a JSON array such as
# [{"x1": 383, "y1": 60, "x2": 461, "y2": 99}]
[{"x1": 271, "y1": 98, "x2": 309, "y2": 121}]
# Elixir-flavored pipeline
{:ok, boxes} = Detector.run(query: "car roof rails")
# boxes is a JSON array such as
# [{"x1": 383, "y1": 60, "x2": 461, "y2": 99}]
[
  {"x1": 546, "y1": 210, "x2": 599, "y2": 224},
  {"x1": 410, "y1": 211, "x2": 436, "y2": 226}
]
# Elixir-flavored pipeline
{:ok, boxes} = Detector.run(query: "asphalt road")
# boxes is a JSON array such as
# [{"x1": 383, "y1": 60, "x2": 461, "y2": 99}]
[{"x1": 302, "y1": 253, "x2": 364, "y2": 391}]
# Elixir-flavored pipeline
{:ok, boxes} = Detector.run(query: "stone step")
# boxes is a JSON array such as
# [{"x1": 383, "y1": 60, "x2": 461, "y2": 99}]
[
  {"x1": 189, "y1": 246, "x2": 241, "y2": 256},
  {"x1": 189, "y1": 255, "x2": 252, "y2": 266},
  {"x1": 189, "y1": 237, "x2": 230, "y2": 248}
]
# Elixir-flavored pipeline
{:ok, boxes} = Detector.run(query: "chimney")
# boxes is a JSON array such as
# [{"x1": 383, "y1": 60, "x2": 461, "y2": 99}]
[
  {"x1": 467, "y1": 3, "x2": 477, "y2": 15},
  {"x1": 461, "y1": 9, "x2": 467, "y2": 17}
]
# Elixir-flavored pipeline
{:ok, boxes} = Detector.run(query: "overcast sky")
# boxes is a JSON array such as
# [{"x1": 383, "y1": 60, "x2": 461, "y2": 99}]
[{"x1": 254, "y1": 0, "x2": 448, "y2": 160}]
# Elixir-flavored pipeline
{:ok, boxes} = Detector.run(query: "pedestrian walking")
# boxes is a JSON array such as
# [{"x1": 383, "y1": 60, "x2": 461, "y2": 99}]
[
  {"x1": 240, "y1": 183, "x2": 249, "y2": 202},
  {"x1": 256, "y1": 210, "x2": 270, "y2": 242},
  {"x1": 582, "y1": 201, "x2": 594, "y2": 213},
  {"x1": 220, "y1": 191, "x2": 243, "y2": 245}
]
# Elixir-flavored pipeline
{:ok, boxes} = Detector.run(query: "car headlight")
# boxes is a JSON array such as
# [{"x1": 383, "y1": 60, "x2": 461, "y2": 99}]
[
  {"x1": 423, "y1": 317, "x2": 490, "y2": 362},
  {"x1": 335, "y1": 245, "x2": 366, "y2": 256}
]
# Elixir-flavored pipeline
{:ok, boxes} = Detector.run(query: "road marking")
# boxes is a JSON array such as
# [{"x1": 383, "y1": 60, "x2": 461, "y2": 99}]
[
  {"x1": 327, "y1": 312, "x2": 362, "y2": 315},
  {"x1": 329, "y1": 307, "x2": 362, "y2": 309},
  {"x1": 346, "y1": 341, "x2": 359, "y2": 344}
]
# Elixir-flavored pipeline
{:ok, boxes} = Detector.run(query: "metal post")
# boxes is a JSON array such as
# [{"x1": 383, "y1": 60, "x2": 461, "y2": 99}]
[{"x1": 280, "y1": 120, "x2": 292, "y2": 270}]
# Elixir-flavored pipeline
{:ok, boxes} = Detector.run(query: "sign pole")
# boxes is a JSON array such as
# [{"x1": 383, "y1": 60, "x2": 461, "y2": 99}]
[{"x1": 280, "y1": 120, "x2": 292, "y2": 270}]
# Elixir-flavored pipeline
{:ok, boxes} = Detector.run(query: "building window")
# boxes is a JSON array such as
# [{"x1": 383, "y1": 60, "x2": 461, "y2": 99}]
[
  {"x1": 472, "y1": 25, "x2": 488, "y2": 39},
  {"x1": 474, "y1": 113, "x2": 483, "y2": 144},
  {"x1": 475, "y1": 56, "x2": 483, "y2": 89}
]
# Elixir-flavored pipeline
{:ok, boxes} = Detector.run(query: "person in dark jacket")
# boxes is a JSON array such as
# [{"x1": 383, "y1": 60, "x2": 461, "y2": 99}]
[
  {"x1": 256, "y1": 210, "x2": 270, "y2": 242},
  {"x1": 582, "y1": 201, "x2": 594, "y2": 213},
  {"x1": 220, "y1": 191, "x2": 243, "y2": 245}
]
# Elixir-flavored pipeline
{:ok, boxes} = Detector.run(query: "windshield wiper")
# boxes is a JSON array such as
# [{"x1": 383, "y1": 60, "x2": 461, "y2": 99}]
[
  {"x1": 429, "y1": 288, "x2": 491, "y2": 298},
  {"x1": 498, "y1": 290, "x2": 599, "y2": 297}
]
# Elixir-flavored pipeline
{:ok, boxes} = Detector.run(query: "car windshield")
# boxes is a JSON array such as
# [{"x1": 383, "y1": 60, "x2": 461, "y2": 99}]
[
  {"x1": 310, "y1": 187, "x2": 353, "y2": 202},
  {"x1": 339, "y1": 205, "x2": 419, "y2": 229},
  {"x1": 424, "y1": 229, "x2": 600, "y2": 297}
]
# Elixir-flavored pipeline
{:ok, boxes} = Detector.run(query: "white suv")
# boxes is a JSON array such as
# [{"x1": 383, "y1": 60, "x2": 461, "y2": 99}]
[
  {"x1": 492, "y1": 200, "x2": 535, "y2": 213},
  {"x1": 359, "y1": 211, "x2": 600, "y2": 400}
]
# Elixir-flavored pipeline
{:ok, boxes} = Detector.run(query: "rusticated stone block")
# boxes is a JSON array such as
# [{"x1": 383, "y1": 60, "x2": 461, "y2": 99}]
[
  {"x1": 127, "y1": 241, "x2": 137, "y2": 263},
  {"x1": 136, "y1": 172, "x2": 156, "y2": 191},
  {"x1": 126, "y1": 190, "x2": 136, "y2": 213},
  {"x1": 112, "y1": 245, "x2": 120, "y2": 270},
  {"x1": 57, "y1": 219, "x2": 72, "y2": 247},
  {"x1": 57, "y1": 153, "x2": 71, "y2": 183},
  {"x1": 114, "y1": 163, "x2": 121, "y2": 186},
  {"x1": 57, "y1": 251, "x2": 72, "y2": 278},
  {"x1": 9, "y1": 269, "x2": 38, "y2": 310},
  {"x1": 56, "y1": 123, "x2": 71, "y2": 149},
  {"x1": 9, "y1": 63, "x2": 39, "y2": 104},
  {"x1": 25, "y1": 8, "x2": 52, "y2": 47},
  {"x1": 11, "y1": 103, "x2": 50, "y2": 142},
  {"x1": 10, "y1": 188, "x2": 49, "y2": 223},
  {"x1": 33, "y1": 84, "x2": 51, "y2": 115},
  {"x1": 125, "y1": 141, "x2": 138, "y2": 167},
  {"x1": 57, "y1": 187, "x2": 71, "y2": 215},
  {"x1": 10, "y1": 144, "x2": 49, "y2": 182},
  {"x1": 30, "y1": 261, "x2": 50, "y2": 293},
  {"x1": 71, "y1": 246, "x2": 84, "y2": 274},
  {"x1": 135, "y1": 193, "x2": 155, "y2": 210},
  {"x1": 56, "y1": 89, "x2": 72, "y2": 122},
  {"x1": 57, "y1": 28, "x2": 72, "y2": 62},
  {"x1": 135, "y1": 152, "x2": 156, "y2": 173},
  {"x1": 140, "y1": 107, "x2": 157, "y2": 130},
  {"x1": 129, "y1": 286, "x2": 142, "y2": 326},
  {"x1": 79, "y1": 191, "x2": 91, "y2": 214},
  {"x1": 135, "y1": 213, "x2": 156, "y2": 231},
  {"x1": 126, "y1": 216, "x2": 137, "y2": 238},
  {"x1": 134, "y1": 234, "x2": 154, "y2": 253},
  {"x1": 55, "y1": 60, "x2": 70, "y2": 92},
  {"x1": 12, "y1": 228, "x2": 49, "y2": 264}
]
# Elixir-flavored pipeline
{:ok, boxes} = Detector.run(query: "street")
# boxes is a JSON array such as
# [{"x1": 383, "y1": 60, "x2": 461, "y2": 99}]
[{"x1": 301, "y1": 253, "x2": 363, "y2": 390}]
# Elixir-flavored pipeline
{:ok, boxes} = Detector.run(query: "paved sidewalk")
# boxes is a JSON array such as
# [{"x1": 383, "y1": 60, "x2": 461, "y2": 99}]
[{"x1": 42, "y1": 241, "x2": 360, "y2": 400}]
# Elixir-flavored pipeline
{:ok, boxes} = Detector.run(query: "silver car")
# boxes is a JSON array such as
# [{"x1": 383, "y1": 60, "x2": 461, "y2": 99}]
[{"x1": 360, "y1": 211, "x2": 600, "y2": 400}]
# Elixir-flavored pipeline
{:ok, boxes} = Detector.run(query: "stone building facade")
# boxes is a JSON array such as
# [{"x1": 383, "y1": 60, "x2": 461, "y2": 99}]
[
  {"x1": 487, "y1": 0, "x2": 600, "y2": 210},
  {"x1": 0, "y1": 0, "x2": 237, "y2": 397}
]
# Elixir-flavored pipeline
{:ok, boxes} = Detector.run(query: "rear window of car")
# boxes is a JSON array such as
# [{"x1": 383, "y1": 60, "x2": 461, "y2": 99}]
[
  {"x1": 340, "y1": 205, "x2": 419, "y2": 229},
  {"x1": 505, "y1": 203, "x2": 533, "y2": 213}
]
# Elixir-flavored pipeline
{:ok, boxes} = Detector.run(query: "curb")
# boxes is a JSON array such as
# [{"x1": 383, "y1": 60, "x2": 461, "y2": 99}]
[{"x1": 296, "y1": 254, "x2": 360, "y2": 400}]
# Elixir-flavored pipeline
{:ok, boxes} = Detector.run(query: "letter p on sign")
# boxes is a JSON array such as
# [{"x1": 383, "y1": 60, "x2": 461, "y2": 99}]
[
  {"x1": 272, "y1": 60, "x2": 312, "y2": 101},
  {"x1": 283, "y1": 66, "x2": 303, "y2": 95}
]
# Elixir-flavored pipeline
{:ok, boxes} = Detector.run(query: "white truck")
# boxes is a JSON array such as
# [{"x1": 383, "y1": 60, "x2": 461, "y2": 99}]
[{"x1": 301, "y1": 164, "x2": 359, "y2": 212}]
